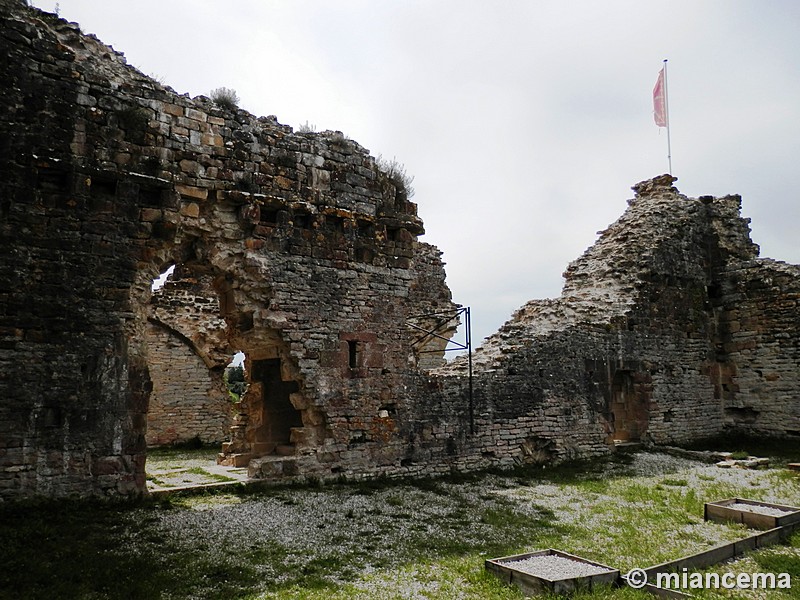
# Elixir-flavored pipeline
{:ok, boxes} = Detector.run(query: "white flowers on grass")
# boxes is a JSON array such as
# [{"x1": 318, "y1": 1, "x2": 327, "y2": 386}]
[{"x1": 122, "y1": 451, "x2": 800, "y2": 598}]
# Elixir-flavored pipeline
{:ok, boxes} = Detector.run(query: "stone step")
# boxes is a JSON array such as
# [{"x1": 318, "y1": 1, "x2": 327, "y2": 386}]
[
  {"x1": 217, "y1": 452, "x2": 252, "y2": 467},
  {"x1": 275, "y1": 444, "x2": 296, "y2": 456}
]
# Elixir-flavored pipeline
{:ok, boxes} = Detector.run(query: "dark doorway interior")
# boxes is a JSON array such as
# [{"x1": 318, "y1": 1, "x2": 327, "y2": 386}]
[
  {"x1": 251, "y1": 358, "x2": 302, "y2": 452},
  {"x1": 609, "y1": 370, "x2": 647, "y2": 443}
]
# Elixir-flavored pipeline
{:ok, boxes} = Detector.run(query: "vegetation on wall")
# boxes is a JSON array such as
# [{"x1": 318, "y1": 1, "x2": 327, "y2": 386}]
[
  {"x1": 224, "y1": 365, "x2": 248, "y2": 402},
  {"x1": 376, "y1": 155, "x2": 415, "y2": 201},
  {"x1": 210, "y1": 87, "x2": 240, "y2": 111}
]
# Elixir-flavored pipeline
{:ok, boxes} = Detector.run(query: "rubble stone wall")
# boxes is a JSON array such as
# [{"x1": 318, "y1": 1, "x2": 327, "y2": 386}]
[
  {"x1": 718, "y1": 259, "x2": 800, "y2": 436},
  {"x1": 0, "y1": 0, "x2": 456, "y2": 500},
  {"x1": 427, "y1": 177, "x2": 796, "y2": 466}
]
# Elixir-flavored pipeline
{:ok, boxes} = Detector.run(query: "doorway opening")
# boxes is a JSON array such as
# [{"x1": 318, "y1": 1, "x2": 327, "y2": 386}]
[
  {"x1": 608, "y1": 370, "x2": 648, "y2": 444},
  {"x1": 250, "y1": 358, "x2": 303, "y2": 456}
]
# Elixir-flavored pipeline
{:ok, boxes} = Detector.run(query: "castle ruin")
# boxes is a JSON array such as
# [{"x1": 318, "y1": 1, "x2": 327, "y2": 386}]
[{"x1": 1, "y1": 1, "x2": 798, "y2": 501}]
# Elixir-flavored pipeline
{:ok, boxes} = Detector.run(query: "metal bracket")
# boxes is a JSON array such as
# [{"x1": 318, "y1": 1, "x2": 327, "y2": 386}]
[{"x1": 407, "y1": 306, "x2": 474, "y2": 433}]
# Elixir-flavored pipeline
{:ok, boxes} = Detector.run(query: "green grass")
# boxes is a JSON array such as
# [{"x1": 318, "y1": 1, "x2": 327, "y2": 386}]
[
  {"x1": 3, "y1": 452, "x2": 800, "y2": 599},
  {"x1": 184, "y1": 466, "x2": 238, "y2": 483},
  {"x1": 681, "y1": 434, "x2": 800, "y2": 466}
]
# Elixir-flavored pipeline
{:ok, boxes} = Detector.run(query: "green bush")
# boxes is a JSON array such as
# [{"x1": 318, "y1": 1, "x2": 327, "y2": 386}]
[
  {"x1": 210, "y1": 87, "x2": 240, "y2": 111},
  {"x1": 223, "y1": 365, "x2": 247, "y2": 401}
]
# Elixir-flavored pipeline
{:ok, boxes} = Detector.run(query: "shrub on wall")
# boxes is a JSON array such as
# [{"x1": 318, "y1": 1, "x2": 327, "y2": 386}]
[
  {"x1": 210, "y1": 87, "x2": 240, "y2": 111},
  {"x1": 376, "y1": 155, "x2": 415, "y2": 200}
]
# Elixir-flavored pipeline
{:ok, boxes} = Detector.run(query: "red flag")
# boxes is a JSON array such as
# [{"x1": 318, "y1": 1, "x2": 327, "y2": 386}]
[{"x1": 653, "y1": 68, "x2": 667, "y2": 127}]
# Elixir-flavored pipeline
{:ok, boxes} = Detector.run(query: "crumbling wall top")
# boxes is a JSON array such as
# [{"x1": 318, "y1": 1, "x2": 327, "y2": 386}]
[{"x1": 630, "y1": 173, "x2": 678, "y2": 198}]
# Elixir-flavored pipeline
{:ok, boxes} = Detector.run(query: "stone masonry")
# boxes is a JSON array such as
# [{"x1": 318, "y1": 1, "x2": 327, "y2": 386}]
[
  {"x1": 146, "y1": 264, "x2": 232, "y2": 447},
  {"x1": 0, "y1": 2, "x2": 797, "y2": 500},
  {"x1": 0, "y1": 0, "x2": 455, "y2": 499},
  {"x1": 426, "y1": 175, "x2": 799, "y2": 470}
]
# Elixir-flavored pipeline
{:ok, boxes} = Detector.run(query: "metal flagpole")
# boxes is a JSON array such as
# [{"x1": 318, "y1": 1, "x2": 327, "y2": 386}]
[{"x1": 663, "y1": 59, "x2": 673, "y2": 174}]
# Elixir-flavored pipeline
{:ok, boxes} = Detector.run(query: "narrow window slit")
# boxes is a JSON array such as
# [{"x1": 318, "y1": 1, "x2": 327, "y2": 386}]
[{"x1": 348, "y1": 340, "x2": 359, "y2": 369}]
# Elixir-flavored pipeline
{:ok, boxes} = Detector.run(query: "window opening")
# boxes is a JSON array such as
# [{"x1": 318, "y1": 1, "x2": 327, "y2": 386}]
[
  {"x1": 151, "y1": 264, "x2": 175, "y2": 291},
  {"x1": 348, "y1": 340, "x2": 359, "y2": 369},
  {"x1": 224, "y1": 352, "x2": 248, "y2": 402}
]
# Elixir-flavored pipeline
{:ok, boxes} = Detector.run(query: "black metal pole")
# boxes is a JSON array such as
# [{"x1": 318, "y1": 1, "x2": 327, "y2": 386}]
[{"x1": 467, "y1": 306, "x2": 474, "y2": 434}]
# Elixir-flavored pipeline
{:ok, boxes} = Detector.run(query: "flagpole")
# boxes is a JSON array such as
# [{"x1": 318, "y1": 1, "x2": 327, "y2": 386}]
[{"x1": 663, "y1": 59, "x2": 672, "y2": 174}]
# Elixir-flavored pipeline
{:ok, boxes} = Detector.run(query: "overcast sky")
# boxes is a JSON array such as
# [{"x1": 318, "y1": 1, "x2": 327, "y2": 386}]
[{"x1": 31, "y1": 0, "x2": 800, "y2": 347}]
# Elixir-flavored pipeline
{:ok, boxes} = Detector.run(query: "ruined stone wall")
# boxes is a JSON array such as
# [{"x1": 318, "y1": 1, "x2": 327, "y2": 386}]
[
  {"x1": 718, "y1": 259, "x2": 800, "y2": 436},
  {"x1": 1, "y1": 4, "x2": 158, "y2": 499},
  {"x1": 0, "y1": 0, "x2": 456, "y2": 499},
  {"x1": 406, "y1": 243, "x2": 459, "y2": 371},
  {"x1": 149, "y1": 264, "x2": 231, "y2": 367},
  {"x1": 419, "y1": 176, "x2": 796, "y2": 470},
  {"x1": 146, "y1": 266, "x2": 232, "y2": 447},
  {"x1": 2, "y1": 0, "x2": 797, "y2": 500}
]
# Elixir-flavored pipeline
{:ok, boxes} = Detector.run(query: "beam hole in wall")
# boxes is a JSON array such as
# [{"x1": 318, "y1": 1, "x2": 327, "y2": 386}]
[
  {"x1": 379, "y1": 403, "x2": 397, "y2": 417},
  {"x1": 350, "y1": 430, "x2": 367, "y2": 444},
  {"x1": 88, "y1": 176, "x2": 117, "y2": 199},
  {"x1": 260, "y1": 209, "x2": 279, "y2": 225},
  {"x1": 326, "y1": 215, "x2": 345, "y2": 233},
  {"x1": 292, "y1": 212, "x2": 311, "y2": 229},
  {"x1": 357, "y1": 219, "x2": 374, "y2": 237},
  {"x1": 139, "y1": 187, "x2": 163, "y2": 208},
  {"x1": 36, "y1": 167, "x2": 71, "y2": 194},
  {"x1": 355, "y1": 247, "x2": 374, "y2": 263},
  {"x1": 725, "y1": 406, "x2": 760, "y2": 425}
]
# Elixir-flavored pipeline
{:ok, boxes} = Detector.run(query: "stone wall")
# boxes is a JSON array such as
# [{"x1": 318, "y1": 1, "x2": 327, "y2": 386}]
[
  {"x1": 0, "y1": 0, "x2": 456, "y2": 500},
  {"x1": 1, "y1": 0, "x2": 797, "y2": 500},
  {"x1": 145, "y1": 320, "x2": 231, "y2": 446},
  {"x1": 420, "y1": 176, "x2": 797, "y2": 469},
  {"x1": 146, "y1": 265, "x2": 232, "y2": 447},
  {"x1": 718, "y1": 259, "x2": 800, "y2": 436}
]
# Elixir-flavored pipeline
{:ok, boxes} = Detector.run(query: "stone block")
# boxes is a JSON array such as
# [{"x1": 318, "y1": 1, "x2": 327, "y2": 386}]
[
  {"x1": 179, "y1": 202, "x2": 200, "y2": 218},
  {"x1": 175, "y1": 184, "x2": 208, "y2": 200}
]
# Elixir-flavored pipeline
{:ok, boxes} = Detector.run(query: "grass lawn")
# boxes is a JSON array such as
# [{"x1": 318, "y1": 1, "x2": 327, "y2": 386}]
[
  {"x1": 145, "y1": 446, "x2": 245, "y2": 489},
  {"x1": 2, "y1": 450, "x2": 799, "y2": 599}
]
